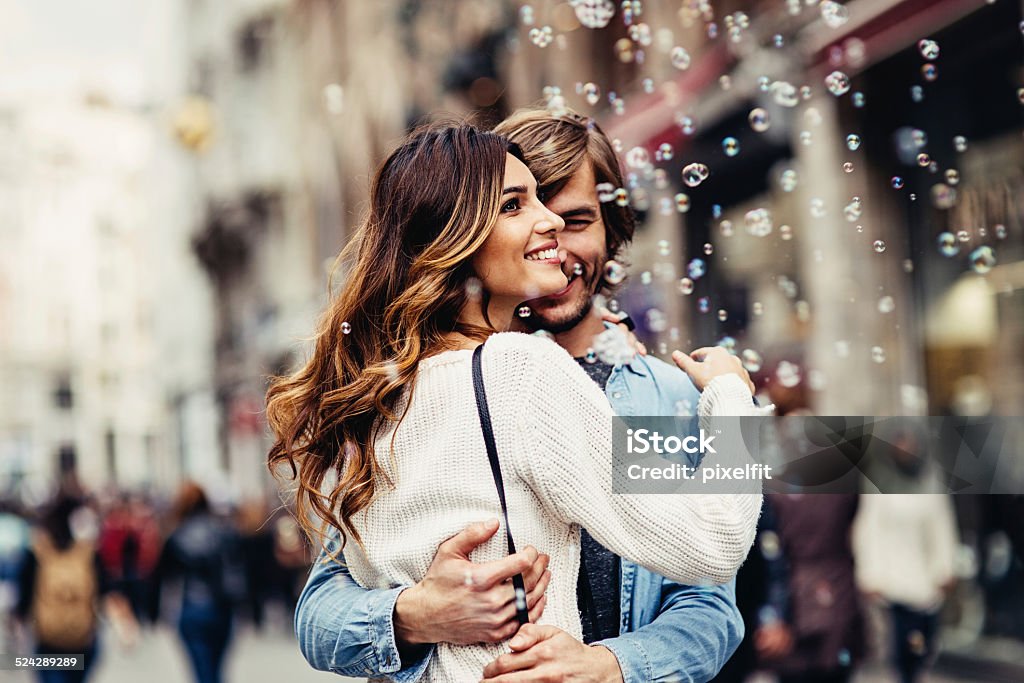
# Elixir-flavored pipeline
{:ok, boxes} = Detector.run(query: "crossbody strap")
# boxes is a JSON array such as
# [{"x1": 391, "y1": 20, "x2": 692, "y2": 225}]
[{"x1": 472, "y1": 343, "x2": 530, "y2": 626}]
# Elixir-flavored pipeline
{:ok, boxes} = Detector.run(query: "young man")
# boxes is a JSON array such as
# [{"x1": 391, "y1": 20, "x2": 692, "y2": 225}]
[{"x1": 294, "y1": 108, "x2": 747, "y2": 683}]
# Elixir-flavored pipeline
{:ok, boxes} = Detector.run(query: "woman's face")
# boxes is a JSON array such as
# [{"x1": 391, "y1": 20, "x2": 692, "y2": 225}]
[{"x1": 472, "y1": 154, "x2": 567, "y2": 309}]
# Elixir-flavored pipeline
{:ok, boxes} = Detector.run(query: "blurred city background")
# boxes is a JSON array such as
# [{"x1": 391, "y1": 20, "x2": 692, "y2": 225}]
[{"x1": 0, "y1": 0, "x2": 1022, "y2": 681}]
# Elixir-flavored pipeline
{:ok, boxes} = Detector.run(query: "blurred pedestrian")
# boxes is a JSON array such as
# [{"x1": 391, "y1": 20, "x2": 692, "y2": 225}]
[
  {"x1": 0, "y1": 499, "x2": 30, "y2": 653},
  {"x1": 755, "y1": 493, "x2": 863, "y2": 683},
  {"x1": 152, "y1": 482, "x2": 244, "y2": 683},
  {"x1": 15, "y1": 492, "x2": 132, "y2": 682}
]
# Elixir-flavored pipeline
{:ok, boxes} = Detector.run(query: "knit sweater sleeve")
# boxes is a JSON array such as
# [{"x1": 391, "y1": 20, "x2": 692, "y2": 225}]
[{"x1": 501, "y1": 335, "x2": 761, "y2": 586}]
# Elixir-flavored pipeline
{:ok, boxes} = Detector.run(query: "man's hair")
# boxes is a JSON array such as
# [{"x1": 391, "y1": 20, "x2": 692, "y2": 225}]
[{"x1": 494, "y1": 107, "x2": 636, "y2": 266}]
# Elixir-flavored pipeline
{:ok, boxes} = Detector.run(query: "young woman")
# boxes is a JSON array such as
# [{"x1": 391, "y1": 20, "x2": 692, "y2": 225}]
[{"x1": 266, "y1": 123, "x2": 762, "y2": 681}]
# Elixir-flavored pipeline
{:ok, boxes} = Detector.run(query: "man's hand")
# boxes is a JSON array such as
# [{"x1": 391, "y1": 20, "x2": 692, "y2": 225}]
[
  {"x1": 480, "y1": 624, "x2": 623, "y2": 683},
  {"x1": 754, "y1": 622, "x2": 794, "y2": 660},
  {"x1": 598, "y1": 308, "x2": 646, "y2": 356},
  {"x1": 394, "y1": 519, "x2": 551, "y2": 647},
  {"x1": 672, "y1": 346, "x2": 755, "y2": 395}
]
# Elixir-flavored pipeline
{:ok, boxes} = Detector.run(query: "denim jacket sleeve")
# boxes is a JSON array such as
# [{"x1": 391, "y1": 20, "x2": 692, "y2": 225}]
[
  {"x1": 295, "y1": 542, "x2": 434, "y2": 681},
  {"x1": 597, "y1": 578, "x2": 743, "y2": 683}
]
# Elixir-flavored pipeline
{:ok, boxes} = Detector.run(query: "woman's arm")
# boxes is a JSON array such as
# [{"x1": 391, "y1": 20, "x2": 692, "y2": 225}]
[{"x1": 504, "y1": 338, "x2": 761, "y2": 586}]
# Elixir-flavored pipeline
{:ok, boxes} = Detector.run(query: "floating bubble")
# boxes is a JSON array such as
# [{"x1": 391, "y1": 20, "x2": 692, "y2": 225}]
[
  {"x1": 682, "y1": 162, "x2": 710, "y2": 187},
  {"x1": 957, "y1": 229, "x2": 970, "y2": 242},
  {"x1": 583, "y1": 82, "x2": 601, "y2": 105},
  {"x1": 641, "y1": 77, "x2": 655, "y2": 93},
  {"x1": 517, "y1": 305, "x2": 532, "y2": 318},
  {"x1": 780, "y1": 168, "x2": 799, "y2": 192},
  {"x1": 596, "y1": 182, "x2": 616, "y2": 202},
  {"x1": 835, "y1": 340, "x2": 850, "y2": 358},
  {"x1": 911, "y1": 85, "x2": 924, "y2": 102},
  {"x1": 341, "y1": 321, "x2": 352, "y2": 334},
  {"x1": 629, "y1": 187, "x2": 650, "y2": 211},
  {"x1": 741, "y1": 349, "x2": 763, "y2": 372},
  {"x1": 953, "y1": 135, "x2": 968, "y2": 152},
  {"x1": 678, "y1": 115, "x2": 696, "y2": 135},
  {"x1": 820, "y1": 1, "x2": 849, "y2": 28},
  {"x1": 722, "y1": 137, "x2": 740, "y2": 157},
  {"x1": 613, "y1": 187, "x2": 629, "y2": 207},
  {"x1": 520, "y1": 5, "x2": 535, "y2": 25},
  {"x1": 810, "y1": 198, "x2": 826, "y2": 218},
  {"x1": 653, "y1": 168, "x2": 669, "y2": 189},
  {"x1": 670, "y1": 46, "x2": 691, "y2": 70},
  {"x1": 584, "y1": 348, "x2": 598, "y2": 364},
  {"x1": 574, "y1": 0, "x2": 616, "y2": 29},
  {"x1": 529, "y1": 26, "x2": 554, "y2": 48},
  {"x1": 674, "y1": 193, "x2": 691, "y2": 213},
  {"x1": 911, "y1": 128, "x2": 928, "y2": 148},
  {"x1": 945, "y1": 168, "x2": 960, "y2": 185},
  {"x1": 697, "y1": 297, "x2": 709, "y2": 313},
  {"x1": 800, "y1": 130, "x2": 812, "y2": 146},
  {"x1": 748, "y1": 107, "x2": 770, "y2": 132},
  {"x1": 825, "y1": 70, "x2": 851, "y2": 96},
  {"x1": 774, "y1": 34, "x2": 784, "y2": 48},
  {"x1": 678, "y1": 277, "x2": 694, "y2": 295},
  {"x1": 572, "y1": 262, "x2": 584, "y2": 277},
  {"x1": 846, "y1": 134, "x2": 861, "y2": 150},
  {"x1": 922, "y1": 64, "x2": 938, "y2": 82},
  {"x1": 916, "y1": 153, "x2": 931, "y2": 167},
  {"x1": 604, "y1": 259, "x2": 627, "y2": 284},
  {"x1": 843, "y1": 162, "x2": 854, "y2": 173},
  {"x1": 593, "y1": 326, "x2": 634, "y2": 365},
  {"x1": 614, "y1": 37, "x2": 635, "y2": 62},
  {"x1": 891, "y1": 176, "x2": 905, "y2": 189},
  {"x1": 995, "y1": 224, "x2": 1007, "y2": 239},
  {"x1": 776, "y1": 360, "x2": 802, "y2": 388},
  {"x1": 852, "y1": 91, "x2": 866, "y2": 108},
  {"x1": 937, "y1": 232, "x2": 959, "y2": 257},
  {"x1": 625, "y1": 146, "x2": 650, "y2": 169},
  {"x1": 703, "y1": 242, "x2": 714, "y2": 255},
  {"x1": 1018, "y1": 87, "x2": 1024, "y2": 104},
  {"x1": 687, "y1": 258, "x2": 707, "y2": 280},
  {"x1": 629, "y1": 22, "x2": 652, "y2": 46},
  {"x1": 918, "y1": 39, "x2": 940, "y2": 60},
  {"x1": 873, "y1": 240, "x2": 886, "y2": 253},
  {"x1": 871, "y1": 346, "x2": 886, "y2": 364},
  {"x1": 719, "y1": 75, "x2": 732, "y2": 90},
  {"x1": 655, "y1": 142, "x2": 674, "y2": 161},
  {"x1": 780, "y1": 224, "x2": 793, "y2": 240},
  {"x1": 646, "y1": 308, "x2": 667, "y2": 332},
  {"x1": 930, "y1": 183, "x2": 956, "y2": 209},
  {"x1": 771, "y1": 80, "x2": 800, "y2": 107},
  {"x1": 757, "y1": 76, "x2": 771, "y2": 92},
  {"x1": 878, "y1": 296, "x2": 895, "y2": 313},
  {"x1": 970, "y1": 246, "x2": 996, "y2": 274},
  {"x1": 752, "y1": 301, "x2": 764, "y2": 316},
  {"x1": 745, "y1": 208, "x2": 773, "y2": 237},
  {"x1": 844, "y1": 198, "x2": 862, "y2": 222},
  {"x1": 657, "y1": 239, "x2": 670, "y2": 256},
  {"x1": 465, "y1": 277, "x2": 482, "y2": 300},
  {"x1": 546, "y1": 93, "x2": 568, "y2": 116},
  {"x1": 717, "y1": 309, "x2": 728, "y2": 322}
]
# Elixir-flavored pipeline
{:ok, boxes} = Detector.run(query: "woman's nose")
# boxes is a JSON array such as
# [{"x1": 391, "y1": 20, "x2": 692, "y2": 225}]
[{"x1": 536, "y1": 203, "x2": 565, "y2": 233}]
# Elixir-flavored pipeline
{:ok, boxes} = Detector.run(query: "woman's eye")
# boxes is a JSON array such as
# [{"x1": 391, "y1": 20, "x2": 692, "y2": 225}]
[{"x1": 502, "y1": 198, "x2": 520, "y2": 212}]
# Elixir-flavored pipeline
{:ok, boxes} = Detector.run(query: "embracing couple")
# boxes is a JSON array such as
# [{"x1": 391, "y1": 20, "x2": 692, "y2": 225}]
[{"x1": 266, "y1": 107, "x2": 768, "y2": 683}]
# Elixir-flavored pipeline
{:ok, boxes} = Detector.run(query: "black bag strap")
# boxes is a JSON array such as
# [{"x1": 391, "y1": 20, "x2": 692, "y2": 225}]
[{"x1": 472, "y1": 343, "x2": 530, "y2": 626}]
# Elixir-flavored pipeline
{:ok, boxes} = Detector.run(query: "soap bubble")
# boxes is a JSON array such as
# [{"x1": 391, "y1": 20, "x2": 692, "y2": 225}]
[
  {"x1": 722, "y1": 137, "x2": 740, "y2": 157},
  {"x1": 596, "y1": 182, "x2": 616, "y2": 202},
  {"x1": 820, "y1": 1, "x2": 849, "y2": 28},
  {"x1": 922, "y1": 64, "x2": 938, "y2": 82},
  {"x1": 937, "y1": 232, "x2": 959, "y2": 257},
  {"x1": 780, "y1": 168, "x2": 799, "y2": 192},
  {"x1": 970, "y1": 246, "x2": 996, "y2": 274},
  {"x1": 871, "y1": 346, "x2": 886, "y2": 364},
  {"x1": 846, "y1": 134, "x2": 861, "y2": 150},
  {"x1": 703, "y1": 242, "x2": 714, "y2": 255},
  {"x1": 657, "y1": 239, "x2": 670, "y2": 256},
  {"x1": 953, "y1": 135, "x2": 968, "y2": 152},
  {"x1": 945, "y1": 169, "x2": 960, "y2": 185},
  {"x1": 625, "y1": 146, "x2": 650, "y2": 169},
  {"x1": 674, "y1": 193, "x2": 691, "y2": 213},
  {"x1": 517, "y1": 306, "x2": 532, "y2": 318},
  {"x1": 852, "y1": 92, "x2": 866, "y2": 107},
  {"x1": 776, "y1": 361, "x2": 802, "y2": 388},
  {"x1": 810, "y1": 198, "x2": 826, "y2": 218},
  {"x1": 878, "y1": 296, "x2": 895, "y2": 313},
  {"x1": 930, "y1": 183, "x2": 956, "y2": 209},
  {"x1": 911, "y1": 85, "x2": 924, "y2": 102},
  {"x1": 613, "y1": 187, "x2": 629, "y2": 206},
  {"x1": 687, "y1": 258, "x2": 707, "y2": 280},
  {"x1": 519, "y1": 5, "x2": 535, "y2": 25},
  {"x1": 916, "y1": 153, "x2": 931, "y2": 167},
  {"x1": 629, "y1": 22, "x2": 652, "y2": 46},
  {"x1": 918, "y1": 39, "x2": 940, "y2": 60},
  {"x1": 745, "y1": 208, "x2": 773, "y2": 237},
  {"x1": 682, "y1": 162, "x2": 710, "y2": 187},
  {"x1": 529, "y1": 26, "x2": 554, "y2": 48},
  {"x1": 825, "y1": 71, "x2": 851, "y2": 96},
  {"x1": 656, "y1": 142, "x2": 674, "y2": 161},
  {"x1": 749, "y1": 108, "x2": 770, "y2": 132},
  {"x1": 678, "y1": 277, "x2": 694, "y2": 295},
  {"x1": 583, "y1": 82, "x2": 601, "y2": 105},
  {"x1": 341, "y1": 321, "x2": 352, "y2": 334},
  {"x1": 719, "y1": 220, "x2": 734, "y2": 237},
  {"x1": 873, "y1": 240, "x2": 886, "y2": 253},
  {"x1": 717, "y1": 309, "x2": 728, "y2": 322},
  {"x1": 604, "y1": 260, "x2": 627, "y2": 284},
  {"x1": 645, "y1": 308, "x2": 668, "y2": 332},
  {"x1": 843, "y1": 162, "x2": 854, "y2": 173},
  {"x1": 891, "y1": 176, "x2": 905, "y2": 189},
  {"x1": 670, "y1": 46, "x2": 691, "y2": 70},
  {"x1": 771, "y1": 80, "x2": 800, "y2": 107}
]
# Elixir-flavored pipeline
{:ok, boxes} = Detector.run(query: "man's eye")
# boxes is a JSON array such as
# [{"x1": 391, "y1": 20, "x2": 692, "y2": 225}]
[
  {"x1": 564, "y1": 220, "x2": 591, "y2": 229},
  {"x1": 502, "y1": 199, "x2": 520, "y2": 212}
]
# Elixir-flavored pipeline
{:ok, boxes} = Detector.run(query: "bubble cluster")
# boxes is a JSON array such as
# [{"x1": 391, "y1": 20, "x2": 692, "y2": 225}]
[
  {"x1": 745, "y1": 208, "x2": 773, "y2": 237},
  {"x1": 625, "y1": 146, "x2": 650, "y2": 169},
  {"x1": 573, "y1": 0, "x2": 616, "y2": 29},
  {"x1": 529, "y1": 26, "x2": 554, "y2": 48},
  {"x1": 682, "y1": 162, "x2": 710, "y2": 187},
  {"x1": 629, "y1": 22, "x2": 652, "y2": 46}
]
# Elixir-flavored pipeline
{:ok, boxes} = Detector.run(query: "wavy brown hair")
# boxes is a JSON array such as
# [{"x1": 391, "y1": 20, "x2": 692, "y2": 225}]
[{"x1": 266, "y1": 123, "x2": 521, "y2": 550}]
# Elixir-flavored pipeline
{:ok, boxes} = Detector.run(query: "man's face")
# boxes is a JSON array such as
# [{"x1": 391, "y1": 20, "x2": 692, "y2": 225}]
[{"x1": 521, "y1": 161, "x2": 608, "y2": 333}]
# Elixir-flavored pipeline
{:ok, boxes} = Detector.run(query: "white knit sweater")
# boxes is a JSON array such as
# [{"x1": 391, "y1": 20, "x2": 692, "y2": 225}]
[{"x1": 341, "y1": 332, "x2": 763, "y2": 683}]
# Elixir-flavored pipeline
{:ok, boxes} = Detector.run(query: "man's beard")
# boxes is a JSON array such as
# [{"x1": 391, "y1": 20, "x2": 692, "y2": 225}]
[{"x1": 519, "y1": 258, "x2": 602, "y2": 334}]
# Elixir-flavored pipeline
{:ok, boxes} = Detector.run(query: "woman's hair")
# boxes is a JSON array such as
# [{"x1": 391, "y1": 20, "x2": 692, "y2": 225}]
[
  {"x1": 493, "y1": 107, "x2": 635, "y2": 285},
  {"x1": 266, "y1": 123, "x2": 519, "y2": 550}
]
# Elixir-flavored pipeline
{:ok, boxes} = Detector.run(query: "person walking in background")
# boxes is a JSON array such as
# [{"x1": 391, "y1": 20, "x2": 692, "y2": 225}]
[
  {"x1": 15, "y1": 491, "x2": 132, "y2": 683},
  {"x1": 152, "y1": 482, "x2": 245, "y2": 683},
  {"x1": 755, "y1": 494, "x2": 864, "y2": 683}
]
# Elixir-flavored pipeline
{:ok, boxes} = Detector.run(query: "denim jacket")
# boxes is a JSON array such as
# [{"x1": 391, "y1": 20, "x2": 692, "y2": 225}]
[{"x1": 295, "y1": 341, "x2": 744, "y2": 683}]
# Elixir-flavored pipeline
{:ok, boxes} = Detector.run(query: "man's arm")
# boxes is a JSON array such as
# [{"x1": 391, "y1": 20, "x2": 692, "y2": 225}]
[
  {"x1": 295, "y1": 520, "x2": 551, "y2": 681},
  {"x1": 599, "y1": 578, "x2": 742, "y2": 683}
]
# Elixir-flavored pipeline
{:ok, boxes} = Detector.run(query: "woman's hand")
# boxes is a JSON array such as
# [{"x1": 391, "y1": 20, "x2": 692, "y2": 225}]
[{"x1": 672, "y1": 347, "x2": 755, "y2": 395}]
